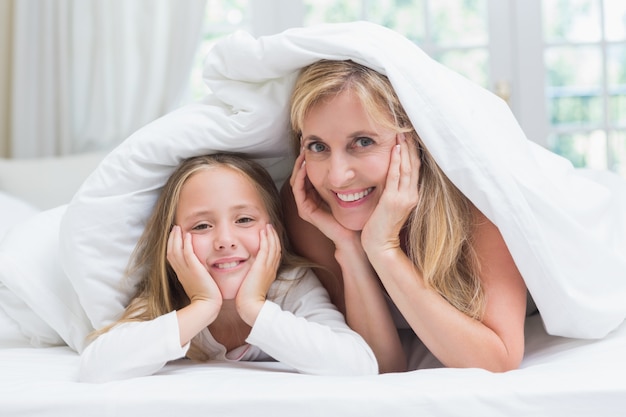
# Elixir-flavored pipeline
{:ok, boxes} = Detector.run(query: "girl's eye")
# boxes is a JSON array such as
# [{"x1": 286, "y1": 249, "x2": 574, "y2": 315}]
[
  {"x1": 306, "y1": 142, "x2": 327, "y2": 153},
  {"x1": 236, "y1": 217, "x2": 254, "y2": 224},
  {"x1": 355, "y1": 137, "x2": 374, "y2": 147},
  {"x1": 192, "y1": 223, "x2": 210, "y2": 231}
]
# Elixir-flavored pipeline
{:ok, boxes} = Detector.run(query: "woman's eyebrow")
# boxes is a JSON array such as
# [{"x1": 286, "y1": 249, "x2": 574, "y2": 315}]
[
  {"x1": 301, "y1": 134, "x2": 322, "y2": 143},
  {"x1": 347, "y1": 130, "x2": 381, "y2": 139}
]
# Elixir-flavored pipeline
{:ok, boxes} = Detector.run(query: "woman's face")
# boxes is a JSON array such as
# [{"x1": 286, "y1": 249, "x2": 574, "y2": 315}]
[
  {"x1": 300, "y1": 89, "x2": 397, "y2": 231},
  {"x1": 174, "y1": 166, "x2": 270, "y2": 299}
]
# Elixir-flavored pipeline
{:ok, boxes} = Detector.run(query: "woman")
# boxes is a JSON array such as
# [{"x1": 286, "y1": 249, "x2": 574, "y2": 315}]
[{"x1": 282, "y1": 59, "x2": 528, "y2": 373}]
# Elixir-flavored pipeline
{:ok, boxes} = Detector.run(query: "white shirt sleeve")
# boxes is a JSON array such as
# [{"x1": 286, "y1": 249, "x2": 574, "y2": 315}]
[
  {"x1": 246, "y1": 268, "x2": 378, "y2": 376},
  {"x1": 79, "y1": 311, "x2": 188, "y2": 383}
]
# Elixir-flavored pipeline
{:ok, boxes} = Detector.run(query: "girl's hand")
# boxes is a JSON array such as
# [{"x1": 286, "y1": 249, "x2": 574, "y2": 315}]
[
  {"x1": 236, "y1": 224, "x2": 281, "y2": 325},
  {"x1": 362, "y1": 133, "x2": 420, "y2": 255},
  {"x1": 167, "y1": 225, "x2": 222, "y2": 310},
  {"x1": 289, "y1": 151, "x2": 357, "y2": 245}
]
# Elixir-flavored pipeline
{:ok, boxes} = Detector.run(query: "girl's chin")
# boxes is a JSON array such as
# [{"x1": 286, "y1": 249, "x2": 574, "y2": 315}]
[
  {"x1": 217, "y1": 289, "x2": 240, "y2": 300},
  {"x1": 214, "y1": 275, "x2": 246, "y2": 300}
]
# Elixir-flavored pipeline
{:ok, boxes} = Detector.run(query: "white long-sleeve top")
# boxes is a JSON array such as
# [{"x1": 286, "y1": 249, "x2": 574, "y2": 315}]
[{"x1": 80, "y1": 267, "x2": 378, "y2": 382}]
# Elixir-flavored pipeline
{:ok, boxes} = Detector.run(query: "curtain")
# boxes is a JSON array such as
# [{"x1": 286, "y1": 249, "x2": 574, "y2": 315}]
[
  {"x1": 0, "y1": 1, "x2": 12, "y2": 157},
  {"x1": 1, "y1": 0, "x2": 206, "y2": 158}
]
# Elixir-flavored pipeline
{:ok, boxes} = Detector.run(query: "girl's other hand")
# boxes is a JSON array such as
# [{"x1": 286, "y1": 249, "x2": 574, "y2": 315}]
[{"x1": 236, "y1": 224, "x2": 281, "y2": 325}]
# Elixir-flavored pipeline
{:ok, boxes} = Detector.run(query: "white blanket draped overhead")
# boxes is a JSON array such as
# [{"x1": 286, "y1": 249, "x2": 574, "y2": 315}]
[{"x1": 60, "y1": 22, "x2": 626, "y2": 345}]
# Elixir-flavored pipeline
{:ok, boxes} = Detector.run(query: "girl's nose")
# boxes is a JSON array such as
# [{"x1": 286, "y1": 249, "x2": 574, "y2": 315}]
[
  {"x1": 216, "y1": 241, "x2": 236, "y2": 250},
  {"x1": 213, "y1": 227, "x2": 237, "y2": 250}
]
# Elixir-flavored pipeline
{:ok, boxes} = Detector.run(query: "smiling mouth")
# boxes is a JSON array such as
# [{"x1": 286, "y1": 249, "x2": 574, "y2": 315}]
[
  {"x1": 336, "y1": 187, "x2": 374, "y2": 203},
  {"x1": 215, "y1": 261, "x2": 241, "y2": 269}
]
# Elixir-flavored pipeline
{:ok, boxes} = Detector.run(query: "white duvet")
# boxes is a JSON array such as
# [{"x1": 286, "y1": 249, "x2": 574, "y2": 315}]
[{"x1": 1, "y1": 22, "x2": 625, "y2": 356}]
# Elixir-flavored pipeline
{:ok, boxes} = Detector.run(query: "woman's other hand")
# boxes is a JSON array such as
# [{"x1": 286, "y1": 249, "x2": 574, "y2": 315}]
[{"x1": 362, "y1": 133, "x2": 420, "y2": 255}]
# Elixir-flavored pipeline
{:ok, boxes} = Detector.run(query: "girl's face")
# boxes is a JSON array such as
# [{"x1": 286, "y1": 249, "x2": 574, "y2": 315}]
[
  {"x1": 300, "y1": 89, "x2": 397, "y2": 231},
  {"x1": 174, "y1": 166, "x2": 270, "y2": 299}
]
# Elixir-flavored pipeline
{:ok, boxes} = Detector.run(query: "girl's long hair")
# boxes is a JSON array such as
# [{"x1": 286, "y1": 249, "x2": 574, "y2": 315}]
[
  {"x1": 90, "y1": 153, "x2": 313, "y2": 350},
  {"x1": 290, "y1": 60, "x2": 485, "y2": 319}
]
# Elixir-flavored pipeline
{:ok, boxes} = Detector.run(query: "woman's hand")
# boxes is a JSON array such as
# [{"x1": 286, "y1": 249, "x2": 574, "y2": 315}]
[
  {"x1": 236, "y1": 224, "x2": 281, "y2": 326},
  {"x1": 361, "y1": 133, "x2": 420, "y2": 255},
  {"x1": 289, "y1": 151, "x2": 357, "y2": 245},
  {"x1": 167, "y1": 225, "x2": 222, "y2": 311},
  {"x1": 290, "y1": 145, "x2": 409, "y2": 372}
]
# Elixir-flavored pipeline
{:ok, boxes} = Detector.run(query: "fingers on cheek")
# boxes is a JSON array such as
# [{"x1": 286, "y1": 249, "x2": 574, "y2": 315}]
[
  {"x1": 291, "y1": 164, "x2": 306, "y2": 188},
  {"x1": 401, "y1": 158, "x2": 412, "y2": 177},
  {"x1": 290, "y1": 158, "x2": 303, "y2": 182}
]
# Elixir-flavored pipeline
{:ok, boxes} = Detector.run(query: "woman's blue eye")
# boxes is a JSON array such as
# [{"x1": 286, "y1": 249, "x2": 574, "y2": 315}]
[
  {"x1": 355, "y1": 137, "x2": 374, "y2": 147},
  {"x1": 307, "y1": 142, "x2": 327, "y2": 153}
]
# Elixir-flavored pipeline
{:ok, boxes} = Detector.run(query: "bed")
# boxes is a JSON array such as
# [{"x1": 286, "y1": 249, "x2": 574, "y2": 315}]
[
  {"x1": 2, "y1": 22, "x2": 626, "y2": 416},
  {"x1": 0, "y1": 313, "x2": 624, "y2": 416}
]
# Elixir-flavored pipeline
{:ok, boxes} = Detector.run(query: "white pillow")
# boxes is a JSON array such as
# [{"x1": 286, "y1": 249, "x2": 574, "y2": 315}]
[
  {"x1": 0, "y1": 191, "x2": 39, "y2": 239},
  {"x1": 0, "y1": 283, "x2": 64, "y2": 347},
  {"x1": 60, "y1": 101, "x2": 293, "y2": 330},
  {"x1": 0, "y1": 205, "x2": 93, "y2": 352},
  {"x1": 0, "y1": 152, "x2": 107, "y2": 210}
]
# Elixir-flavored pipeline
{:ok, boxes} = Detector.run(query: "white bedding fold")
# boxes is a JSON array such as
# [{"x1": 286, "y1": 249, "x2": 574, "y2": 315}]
[
  {"x1": 0, "y1": 206, "x2": 92, "y2": 352},
  {"x1": 60, "y1": 21, "x2": 626, "y2": 340}
]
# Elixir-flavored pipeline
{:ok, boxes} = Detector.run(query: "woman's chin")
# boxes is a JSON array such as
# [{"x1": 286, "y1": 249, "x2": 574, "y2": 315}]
[{"x1": 334, "y1": 212, "x2": 367, "y2": 232}]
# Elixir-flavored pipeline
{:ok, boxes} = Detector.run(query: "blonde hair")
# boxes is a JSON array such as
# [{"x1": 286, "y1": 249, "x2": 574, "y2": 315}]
[
  {"x1": 290, "y1": 60, "x2": 485, "y2": 319},
  {"x1": 91, "y1": 153, "x2": 313, "y2": 356}
]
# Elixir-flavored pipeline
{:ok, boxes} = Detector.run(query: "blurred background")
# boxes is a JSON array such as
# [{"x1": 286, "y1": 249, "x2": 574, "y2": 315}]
[{"x1": 1, "y1": 0, "x2": 625, "y2": 177}]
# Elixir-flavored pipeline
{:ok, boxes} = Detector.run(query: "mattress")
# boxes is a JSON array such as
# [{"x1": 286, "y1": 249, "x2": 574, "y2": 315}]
[{"x1": 1, "y1": 313, "x2": 625, "y2": 417}]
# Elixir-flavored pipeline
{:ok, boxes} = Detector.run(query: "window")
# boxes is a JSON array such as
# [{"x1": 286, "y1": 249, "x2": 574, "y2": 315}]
[
  {"x1": 541, "y1": 0, "x2": 626, "y2": 175},
  {"x1": 303, "y1": 0, "x2": 491, "y2": 87},
  {"x1": 190, "y1": 0, "x2": 626, "y2": 177},
  {"x1": 188, "y1": 0, "x2": 252, "y2": 101}
]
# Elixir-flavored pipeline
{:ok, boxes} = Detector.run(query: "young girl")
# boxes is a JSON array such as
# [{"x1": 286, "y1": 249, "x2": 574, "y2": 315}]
[
  {"x1": 283, "y1": 59, "x2": 528, "y2": 373},
  {"x1": 79, "y1": 153, "x2": 377, "y2": 382}
]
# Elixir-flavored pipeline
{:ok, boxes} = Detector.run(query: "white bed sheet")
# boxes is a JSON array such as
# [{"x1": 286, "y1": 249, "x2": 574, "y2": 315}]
[{"x1": 1, "y1": 314, "x2": 625, "y2": 417}]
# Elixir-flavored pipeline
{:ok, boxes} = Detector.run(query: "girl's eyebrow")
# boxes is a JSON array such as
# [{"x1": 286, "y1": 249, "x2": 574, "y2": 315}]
[
  {"x1": 188, "y1": 208, "x2": 211, "y2": 216},
  {"x1": 231, "y1": 203, "x2": 263, "y2": 212},
  {"x1": 179, "y1": 209, "x2": 212, "y2": 223},
  {"x1": 183, "y1": 204, "x2": 262, "y2": 220}
]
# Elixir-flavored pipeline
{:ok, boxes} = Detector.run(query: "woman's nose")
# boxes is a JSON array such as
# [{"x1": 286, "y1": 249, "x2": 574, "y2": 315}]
[{"x1": 327, "y1": 153, "x2": 356, "y2": 187}]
